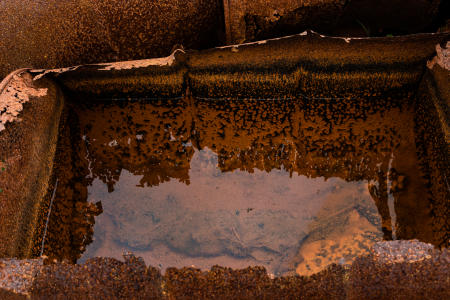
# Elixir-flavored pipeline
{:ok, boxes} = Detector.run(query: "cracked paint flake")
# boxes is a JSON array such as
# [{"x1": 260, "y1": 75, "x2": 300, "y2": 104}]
[
  {"x1": 96, "y1": 49, "x2": 185, "y2": 71},
  {"x1": 33, "y1": 66, "x2": 81, "y2": 81},
  {"x1": 0, "y1": 73, "x2": 48, "y2": 132},
  {"x1": 427, "y1": 41, "x2": 450, "y2": 70},
  {"x1": 217, "y1": 31, "x2": 309, "y2": 50},
  {"x1": 31, "y1": 48, "x2": 186, "y2": 80}
]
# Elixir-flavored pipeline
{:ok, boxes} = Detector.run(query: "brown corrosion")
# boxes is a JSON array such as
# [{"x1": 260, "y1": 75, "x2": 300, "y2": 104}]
[
  {"x1": 28, "y1": 31, "x2": 449, "y2": 101},
  {"x1": 0, "y1": 247, "x2": 448, "y2": 299},
  {"x1": 224, "y1": 0, "x2": 443, "y2": 43},
  {"x1": 0, "y1": 72, "x2": 64, "y2": 258},
  {"x1": 0, "y1": 0, "x2": 224, "y2": 79},
  {"x1": 34, "y1": 92, "x2": 445, "y2": 273},
  {"x1": 415, "y1": 65, "x2": 450, "y2": 248}
]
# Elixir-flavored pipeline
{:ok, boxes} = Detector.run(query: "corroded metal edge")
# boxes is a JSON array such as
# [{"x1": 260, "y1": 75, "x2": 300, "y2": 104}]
[
  {"x1": 0, "y1": 72, "x2": 64, "y2": 259},
  {"x1": 415, "y1": 42, "x2": 450, "y2": 249},
  {"x1": 0, "y1": 32, "x2": 448, "y2": 298},
  {"x1": 426, "y1": 41, "x2": 450, "y2": 144},
  {"x1": 0, "y1": 241, "x2": 448, "y2": 298},
  {"x1": 0, "y1": 258, "x2": 43, "y2": 296},
  {"x1": 0, "y1": 70, "x2": 46, "y2": 132},
  {"x1": 0, "y1": 69, "x2": 30, "y2": 94},
  {"x1": 28, "y1": 31, "x2": 450, "y2": 100},
  {"x1": 0, "y1": 69, "x2": 31, "y2": 132}
]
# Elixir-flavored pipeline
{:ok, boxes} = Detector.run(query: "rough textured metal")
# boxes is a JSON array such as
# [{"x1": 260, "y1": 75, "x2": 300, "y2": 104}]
[
  {"x1": 372, "y1": 240, "x2": 435, "y2": 264},
  {"x1": 223, "y1": 0, "x2": 443, "y2": 43},
  {"x1": 0, "y1": 73, "x2": 64, "y2": 258},
  {"x1": 415, "y1": 43, "x2": 450, "y2": 248},
  {"x1": 0, "y1": 259, "x2": 42, "y2": 296},
  {"x1": 223, "y1": 0, "x2": 347, "y2": 43},
  {"x1": 0, "y1": 247, "x2": 448, "y2": 299},
  {"x1": 0, "y1": 70, "x2": 46, "y2": 132},
  {"x1": 0, "y1": 0, "x2": 224, "y2": 79},
  {"x1": 28, "y1": 32, "x2": 449, "y2": 100}
]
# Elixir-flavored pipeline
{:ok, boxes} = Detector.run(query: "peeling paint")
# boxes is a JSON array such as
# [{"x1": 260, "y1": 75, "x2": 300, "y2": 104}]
[
  {"x1": 316, "y1": 31, "x2": 442, "y2": 45},
  {"x1": 217, "y1": 40, "x2": 268, "y2": 49},
  {"x1": 427, "y1": 42, "x2": 450, "y2": 70},
  {"x1": 0, "y1": 73, "x2": 48, "y2": 132},
  {"x1": 217, "y1": 31, "x2": 308, "y2": 49},
  {"x1": 96, "y1": 49, "x2": 185, "y2": 71},
  {"x1": 33, "y1": 66, "x2": 81, "y2": 81},
  {"x1": 31, "y1": 48, "x2": 186, "y2": 80}
]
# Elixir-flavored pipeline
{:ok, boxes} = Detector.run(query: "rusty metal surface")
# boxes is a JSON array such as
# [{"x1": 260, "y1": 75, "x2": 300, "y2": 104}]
[
  {"x1": 27, "y1": 32, "x2": 449, "y2": 100},
  {"x1": 0, "y1": 0, "x2": 224, "y2": 79},
  {"x1": 0, "y1": 243, "x2": 448, "y2": 299},
  {"x1": 0, "y1": 73, "x2": 64, "y2": 258},
  {"x1": 223, "y1": 0, "x2": 443, "y2": 43}
]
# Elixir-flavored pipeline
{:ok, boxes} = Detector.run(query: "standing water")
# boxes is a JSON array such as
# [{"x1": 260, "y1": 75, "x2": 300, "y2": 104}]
[{"x1": 39, "y1": 95, "x2": 438, "y2": 276}]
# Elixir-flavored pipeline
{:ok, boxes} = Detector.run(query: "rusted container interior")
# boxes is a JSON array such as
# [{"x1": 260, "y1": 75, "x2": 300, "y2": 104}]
[{"x1": 0, "y1": 29, "x2": 448, "y2": 298}]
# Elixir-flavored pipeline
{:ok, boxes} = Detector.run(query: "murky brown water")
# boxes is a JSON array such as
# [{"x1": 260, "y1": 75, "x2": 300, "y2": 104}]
[{"x1": 41, "y1": 96, "x2": 437, "y2": 276}]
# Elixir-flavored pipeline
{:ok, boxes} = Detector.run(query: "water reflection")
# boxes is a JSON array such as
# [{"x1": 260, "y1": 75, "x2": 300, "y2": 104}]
[
  {"x1": 82, "y1": 149, "x2": 382, "y2": 275},
  {"x1": 44, "y1": 97, "x2": 434, "y2": 276}
]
